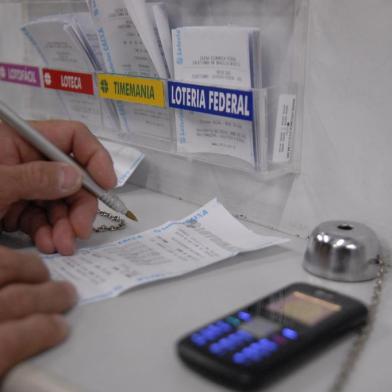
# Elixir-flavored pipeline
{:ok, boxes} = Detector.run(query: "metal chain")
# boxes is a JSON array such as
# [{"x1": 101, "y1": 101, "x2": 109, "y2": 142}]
[
  {"x1": 329, "y1": 255, "x2": 389, "y2": 392},
  {"x1": 93, "y1": 210, "x2": 126, "y2": 233}
]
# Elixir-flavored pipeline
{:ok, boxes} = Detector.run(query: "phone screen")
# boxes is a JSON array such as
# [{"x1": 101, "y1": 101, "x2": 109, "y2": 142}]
[{"x1": 266, "y1": 291, "x2": 341, "y2": 326}]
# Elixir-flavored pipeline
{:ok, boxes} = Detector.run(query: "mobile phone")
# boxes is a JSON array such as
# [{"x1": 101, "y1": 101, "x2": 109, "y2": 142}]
[{"x1": 177, "y1": 282, "x2": 368, "y2": 390}]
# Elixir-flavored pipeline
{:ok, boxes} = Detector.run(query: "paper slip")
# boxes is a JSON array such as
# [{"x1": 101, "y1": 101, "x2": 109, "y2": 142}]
[
  {"x1": 150, "y1": 2, "x2": 174, "y2": 78},
  {"x1": 43, "y1": 199, "x2": 288, "y2": 305},
  {"x1": 87, "y1": 0, "x2": 159, "y2": 77},
  {"x1": 172, "y1": 26, "x2": 261, "y2": 166},
  {"x1": 100, "y1": 139, "x2": 144, "y2": 187},
  {"x1": 22, "y1": 13, "x2": 119, "y2": 131},
  {"x1": 87, "y1": 0, "x2": 171, "y2": 140},
  {"x1": 70, "y1": 12, "x2": 106, "y2": 72},
  {"x1": 272, "y1": 94, "x2": 296, "y2": 163},
  {"x1": 123, "y1": 0, "x2": 169, "y2": 78}
]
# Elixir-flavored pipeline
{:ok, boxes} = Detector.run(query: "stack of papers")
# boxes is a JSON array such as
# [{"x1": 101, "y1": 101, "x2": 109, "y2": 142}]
[
  {"x1": 22, "y1": 13, "x2": 119, "y2": 133},
  {"x1": 43, "y1": 199, "x2": 287, "y2": 305},
  {"x1": 123, "y1": 0, "x2": 173, "y2": 78},
  {"x1": 87, "y1": 0, "x2": 172, "y2": 140},
  {"x1": 23, "y1": 7, "x2": 264, "y2": 167},
  {"x1": 172, "y1": 26, "x2": 262, "y2": 167},
  {"x1": 22, "y1": 14, "x2": 145, "y2": 188}
]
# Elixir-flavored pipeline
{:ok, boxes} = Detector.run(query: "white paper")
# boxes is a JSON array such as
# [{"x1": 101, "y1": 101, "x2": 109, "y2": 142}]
[
  {"x1": 43, "y1": 199, "x2": 288, "y2": 305},
  {"x1": 272, "y1": 94, "x2": 296, "y2": 163},
  {"x1": 150, "y1": 2, "x2": 173, "y2": 78},
  {"x1": 172, "y1": 26, "x2": 260, "y2": 166},
  {"x1": 173, "y1": 27, "x2": 253, "y2": 88},
  {"x1": 22, "y1": 14, "x2": 119, "y2": 130},
  {"x1": 70, "y1": 13, "x2": 106, "y2": 71},
  {"x1": 123, "y1": 0, "x2": 168, "y2": 78},
  {"x1": 100, "y1": 139, "x2": 144, "y2": 187},
  {"x1": 88, "y1": 0, "x2": 172, "y2": 140},
  {"x1": 88, "y1": 0, "x2": 159, "y2": 77}
]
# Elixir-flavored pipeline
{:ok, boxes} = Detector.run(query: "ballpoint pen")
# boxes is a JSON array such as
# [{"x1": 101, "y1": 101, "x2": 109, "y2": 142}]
[{"x1": 0, "y1": 99, "x2": 137, "y2": 221}]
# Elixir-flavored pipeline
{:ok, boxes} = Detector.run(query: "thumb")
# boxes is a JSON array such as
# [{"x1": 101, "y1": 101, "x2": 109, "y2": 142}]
[{"x1": 0, "y1": 162, "x2": 83, "y2": 203}]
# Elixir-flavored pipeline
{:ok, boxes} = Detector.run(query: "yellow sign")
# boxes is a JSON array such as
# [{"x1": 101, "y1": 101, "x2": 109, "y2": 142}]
[{"x1": 97, "y1": 73, "x2": 165, "y2": 108}]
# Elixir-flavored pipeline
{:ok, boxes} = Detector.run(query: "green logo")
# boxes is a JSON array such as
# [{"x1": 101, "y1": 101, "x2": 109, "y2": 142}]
[{"x1": 100, "y1": 79, "x2": 109, "y2": 93}]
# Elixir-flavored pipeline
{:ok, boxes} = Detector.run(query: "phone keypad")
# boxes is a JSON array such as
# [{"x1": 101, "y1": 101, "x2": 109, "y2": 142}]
[
  {"x1": 232, "y1": 338, "x2": 278, "y2": 365},
  {"x1": 191, "y1": 320, "x2": 233, "y2": 346},
  {"x1": 189, "y1": 310, "x2": 299, "y2": 367},
  {"x1": 209, "y1": 330, "x2": 253, "y2": 356}
]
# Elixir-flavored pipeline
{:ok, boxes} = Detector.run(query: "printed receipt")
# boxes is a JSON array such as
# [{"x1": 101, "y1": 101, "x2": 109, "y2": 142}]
[{"x1": 43, "y1": 199, "x2": 288, "y2": 305}]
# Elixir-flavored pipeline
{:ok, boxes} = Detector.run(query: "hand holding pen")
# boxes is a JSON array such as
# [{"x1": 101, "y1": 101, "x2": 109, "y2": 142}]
[{"x1": 0, "y1": 102, "x2": 136, "y2": 255}]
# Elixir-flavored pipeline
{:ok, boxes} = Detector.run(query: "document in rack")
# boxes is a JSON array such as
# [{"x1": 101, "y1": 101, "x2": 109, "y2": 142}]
[
  {"x1": 22, "y1": 13, "x2": 119, "y2": 131},
  {"x1": 272, "y1": 94, "x2": 296, "y2": 163},
  {"x1": 43, "y1": 199, "x2": 288, "y2": 305},
  {"x1": 150, "y1": 2, "x2": 174, "y2": 78},
  {"x1": 172, "y1": 26, "x2": 262, "y2": 166},
  {"x1": 122, "y1": 0, "x2": 169, "y2": 78},
  {"x1": 87, "y1": 0, "x2": 172, "y2": 140}
]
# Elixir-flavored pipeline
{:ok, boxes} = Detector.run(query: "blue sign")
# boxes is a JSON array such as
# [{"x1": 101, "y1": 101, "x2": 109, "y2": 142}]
[{"x1": 168, "y1": 81, "x2": 253, "y2": 122}]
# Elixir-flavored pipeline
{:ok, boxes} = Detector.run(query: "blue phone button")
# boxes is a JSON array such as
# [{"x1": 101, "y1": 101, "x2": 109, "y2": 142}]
[
  {"x1": 215, "y1": 320, "x2": 233, "y2": 333},
  {"x1": 237, "y1": 311, "x2": 252, "y2": 322},
  {"x1": 233, "y1": 352, "x2": 248, "y2": 365},
  {"x1": 191, "y1": 333, "x2": 207, "y2": 346},
  {"x1": 281, "y1": 328, "x2": 299, "y2": 340},
  {"x1": 209, "y1": 343, "x2": 225, "y2": 356},
  {"x1": 233, "y1": 338, "x2": 278, "y2": 365}
]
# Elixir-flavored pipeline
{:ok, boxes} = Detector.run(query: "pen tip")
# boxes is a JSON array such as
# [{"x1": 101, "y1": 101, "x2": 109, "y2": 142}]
[{"x1": 126, "y1": 210, "x2": 138, "y2": 222}]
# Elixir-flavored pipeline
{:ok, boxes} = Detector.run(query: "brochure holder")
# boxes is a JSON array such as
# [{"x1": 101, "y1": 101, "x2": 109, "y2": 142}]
[{"x1": 0, "y1": 0, "x2": 309, "y2": 179}]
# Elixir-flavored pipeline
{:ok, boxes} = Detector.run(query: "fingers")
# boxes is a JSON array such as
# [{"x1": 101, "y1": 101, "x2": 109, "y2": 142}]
[
  {"x1": 66, "y1": 189, "x2": 98, "y2": 240},
  {"x1": 17, "y1": 204, "x2": 56, "y2": 254},
  {"x1": 0, "y1": 247, "x2": 77, "y2": 378},
  {"x1": 30, "y1": 120, "x2": 117, "y2": 189},
  {"x1": 0, "y1": 246, "x2": 50, "y2": 286},
  {"x1": 16, "y1": 201, "x2": 78, "y2": 256},
  {"x1": 48, "y1": 201, "x2": 77, "y2": 255},
  {"x1": 21, "y1": 191, "x2": 98, "y2": 254},
  {"x1": 2, "y1": 192, "x2": 98, "y2": 255},
  {"x1": 0, "y1": 120, "x2": 114, "y2": 256},
  {"x1": 0, "y1": 281, "x2": 77, "y2": 322},
  {"x1": 0, "y1": 162, "x2": 82, "y2": 204},
  {"x1": 1, "y1": 201, "x2": 29, "y2": 232},
  {"x1": 0, "y1": 314, "x2": 69, "y2": 376}
]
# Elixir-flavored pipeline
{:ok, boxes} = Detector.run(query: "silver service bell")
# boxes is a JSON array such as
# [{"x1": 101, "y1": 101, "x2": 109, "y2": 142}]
[{"x1": 303, "y1": 221, "x2": 380, "y2": 282}]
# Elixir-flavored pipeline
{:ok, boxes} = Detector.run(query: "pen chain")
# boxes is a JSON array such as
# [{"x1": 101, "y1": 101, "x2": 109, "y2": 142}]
[
  {"x1": 93, "y1": 210, "x2": 126, "y2": 233},
  {"x1": 329, "y1": 254, "x2": 389, "y2": 392}
]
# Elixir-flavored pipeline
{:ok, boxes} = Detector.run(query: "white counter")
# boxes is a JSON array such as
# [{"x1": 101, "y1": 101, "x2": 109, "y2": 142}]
[{"x1": 1, "y1": 185, "x2": 390, "y2": 392}]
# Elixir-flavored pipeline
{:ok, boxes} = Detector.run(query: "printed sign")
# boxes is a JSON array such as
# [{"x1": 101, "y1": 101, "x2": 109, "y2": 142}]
[
  {"x1": 42, "y1": 68, "x2": 94, "y2": 95},
  {"x1": 0, "y1": 62, "x2": 41, "y2": 87},
  {"x1": 168, "y1": 81, "x2": 253, "y2": 122},
  {"x1": 97, "y1": 73, "x2": 165, "y2": 108}
]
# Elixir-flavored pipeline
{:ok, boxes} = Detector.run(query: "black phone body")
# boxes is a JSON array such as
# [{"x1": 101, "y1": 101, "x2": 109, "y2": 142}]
[{"x1": 177, "y1": 283, "x2": 368, "y2": 390}]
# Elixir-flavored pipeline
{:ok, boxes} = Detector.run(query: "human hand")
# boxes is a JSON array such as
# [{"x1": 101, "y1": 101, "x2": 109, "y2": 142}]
[
  {"x1": 0, "y1": 246, "x2": 77, "y2": 377},
  {"x1": 0, "y1": 120, "x2": 117, "y2": 255}
]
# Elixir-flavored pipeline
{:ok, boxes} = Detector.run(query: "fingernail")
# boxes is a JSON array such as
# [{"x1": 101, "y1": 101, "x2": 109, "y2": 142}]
[{"x1": 59, "y1": 165, "x2": 82, "y2": 192}]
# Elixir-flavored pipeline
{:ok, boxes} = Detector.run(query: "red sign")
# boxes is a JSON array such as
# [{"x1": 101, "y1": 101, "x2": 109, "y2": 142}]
[{"x1": 42, "y1": 68, "x2": 94, "y2": 95}]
